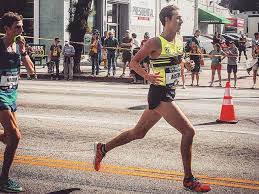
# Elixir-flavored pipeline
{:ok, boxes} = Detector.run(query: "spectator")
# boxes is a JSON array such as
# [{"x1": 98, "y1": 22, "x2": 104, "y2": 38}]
[
  {"x1": 190, "y1": 45, "x2": 203, "y2": 86},
  {"x1": 140, "y1": 32, "x2": 151, "y2": 74},
  {"x1": 209, "y1": 43, "x2": 226, "y2": 87},
  {"x1": 191, "y1": 29, "x2": 201, "y2": 48},
  {"x1": 26, "y1": 44, "x2": 37, "y2": 80},
  {"x1": 49, "y1": 37, "x2": 62, "y2": 80},
  {"x1": 104, "y1": 31, "x2": 118, "y2": 77},
  {"x1": 251, "y1": 42, "x2": 259, "y2": 89},
  {"x1": 213, "y1": 32, "x2": 222, "y2": 45},
  {"x1": 120, "y1": 30, "x2": 133, "y2": 77},
  {"x1": 101, "y1": 31, "x2": 108, "y2": 46},
  {"x1": 89, "y1": 31, "x2": 101, "y2": 76},
  {"x1": 252, "y1": 32, "x2": 259, "y2": 54},
  {"x1": 63, "y1": 41, "x2": 75, "y2": 80},
  {"x1": 101, "y1": 31, "x2": 108, "y2": 69},
  {"x1": 238, "y1": 34, "x2": 248, "y2": 63},
  {"x1": 225, "y1": 41, "x2": 238, "y2": 88},
  {"x1": 132, "y1": 33, "x2": 140, "y2": 50}
]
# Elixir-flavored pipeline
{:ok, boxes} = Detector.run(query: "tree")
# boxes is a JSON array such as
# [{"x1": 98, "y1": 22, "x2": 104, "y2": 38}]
[{"x1": 67, "y1": 0, "x2": 93, "y2": 73}]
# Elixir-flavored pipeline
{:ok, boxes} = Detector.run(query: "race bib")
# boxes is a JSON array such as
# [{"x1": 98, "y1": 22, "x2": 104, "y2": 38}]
[
  {"x1": 165, "y1": 66, "x2": 180, "y2": 87},
  {"x1": 0, "y1": 75, "x2": 19, "y2": 89}
]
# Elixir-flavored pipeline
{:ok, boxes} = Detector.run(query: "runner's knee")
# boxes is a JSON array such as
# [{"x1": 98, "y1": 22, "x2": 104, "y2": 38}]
[
  {"x1": 5, "y1": 128, "x2": 21, "y2": 145},
  {"x1": 182, "y1": 127, "x2": 195, "y2": 137}
]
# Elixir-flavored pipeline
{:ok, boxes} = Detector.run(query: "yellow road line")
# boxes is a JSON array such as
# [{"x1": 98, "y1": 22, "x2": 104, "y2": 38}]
[{"x1": 0, "y1": 155, "x2": 258, "y2": 191}]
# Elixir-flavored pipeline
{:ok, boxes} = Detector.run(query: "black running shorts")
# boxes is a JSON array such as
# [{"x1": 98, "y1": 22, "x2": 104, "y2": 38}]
[{"x1": 148, "y1": 84, "x2": 175, "y2": 110}]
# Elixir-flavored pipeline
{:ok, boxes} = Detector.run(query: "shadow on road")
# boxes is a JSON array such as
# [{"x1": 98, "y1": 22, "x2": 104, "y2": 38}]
[
  {"x1": 128, "y1": 105, "x2": 147, "y2": 110},
  {"x1": 194, "y1": 121, "x2": 222, "y2": 126},
  {"x1": 47, "y1": 188, "x2": 81, "y2": 194}
]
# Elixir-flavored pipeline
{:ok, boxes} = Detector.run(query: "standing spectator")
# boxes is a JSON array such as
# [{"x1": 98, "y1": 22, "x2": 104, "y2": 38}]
[
  {"x1": 120, "y1": 30, "x2": 133, "y2": 77},
  {"x1": 101, "y1": 31, "x2": 108, "y2": 69},
  {"x1": 190, "y1": 45, "x2": 203, "y2": 86},
  {"x1": 225, "y1": 41, "x2": 238, "y2": 88},
  {"x1": 251, "y1": 42, "x2": 259, "y2": 89},
  {"x1": 191, "y1": 29, "x2": 201, "y2": 48},
  {"x1": 209, "y1": 43, "x2": 226, "y2": 87},
  {"x1": 238, "y1": 34, "x2": 248, "y2": 63},
  {"x1": 213, "y1": 32, "x2": 222, "y2": 45},
  {"x1": 101, "y1": 31, "x2": 108, "y2": 46},
  {"x1": 63, "y1": 41, "x2": 75, "y2": 80},
  {"x1": 140, "y1": 32, "x2": 151, "y2": 74},
  {"x1": 26, "y1": 43, "x2": 37, "y2": 80},
  {"x1": 89, "y1": 31, "x2": 101, "y2": 76},
  {"x1": 104, "y1": 31, "x2": 118, "y2": 77},
  {"x1": 252, "y1": 32, "x2": 259, "y2": 54},
  {"x1": 49, "y1": 37, "x2": 62, "y2": 80},
  {"x1": 247, "y1": 32, "x2": 259, "y2": 75},
  {"x1": 132, "y1": 33, "x2": 140, "y2": 50}
]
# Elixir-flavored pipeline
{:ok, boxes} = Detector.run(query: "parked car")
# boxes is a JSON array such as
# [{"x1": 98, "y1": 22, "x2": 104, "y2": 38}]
[
  {"x1": 182, "y1": 35, "x2": 213, "y2": 55},
  {"x1": 224, "y1": 33, "x2": 252, "y2": 48},
  {"x1": 221, "y1": 34, "x2": 239, "y2": 47}
]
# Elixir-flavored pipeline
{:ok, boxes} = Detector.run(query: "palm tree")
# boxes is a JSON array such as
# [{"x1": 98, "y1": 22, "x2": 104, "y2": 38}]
[{"x1": 67, "y1": 0, "x2": 93, "y2": 73}]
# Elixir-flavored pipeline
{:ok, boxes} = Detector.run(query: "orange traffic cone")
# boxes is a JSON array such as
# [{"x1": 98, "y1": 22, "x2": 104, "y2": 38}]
[{"x1": 216, "y1": 81, "x2": 238, "y2": 124}]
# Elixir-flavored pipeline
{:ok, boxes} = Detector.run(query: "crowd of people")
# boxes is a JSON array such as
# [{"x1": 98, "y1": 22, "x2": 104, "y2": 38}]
[
  {"x1": 24, "y1": 25, "x2": 258, "y2": 89},
  {"x1": 183, "y1": 29, "x2": 259, "y2": 89},
  {"x1": 88, "y1": 29, "x2": 151, "y2": 83}
]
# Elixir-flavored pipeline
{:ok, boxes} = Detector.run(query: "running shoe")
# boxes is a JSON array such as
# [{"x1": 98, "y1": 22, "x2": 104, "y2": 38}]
[
  {"x1": 183, "y1": 176, "x2": 211, "y2": 193},
  {"x1": 93, "y1": 142, "x2": 105, "y2": 171},
  {"x1": 0, "y1": 178, "x2": 23, "y2": 193}
]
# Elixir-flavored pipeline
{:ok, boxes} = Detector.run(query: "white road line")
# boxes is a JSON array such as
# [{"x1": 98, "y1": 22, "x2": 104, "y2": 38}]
[{"x1": 19, "y1": 113, "x2": 259, "y2": 136}]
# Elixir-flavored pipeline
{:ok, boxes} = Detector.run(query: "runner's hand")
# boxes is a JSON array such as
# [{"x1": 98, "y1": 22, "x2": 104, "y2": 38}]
[
  {"x1": 184, "y1": 60, "x2": 195, "y2": 71},
  {"x1": 145, "y1": 72, "x2": 162, "y2": 85},
  {"x1": 15, "y1": 35, "x2": 26, "y2": 53}
]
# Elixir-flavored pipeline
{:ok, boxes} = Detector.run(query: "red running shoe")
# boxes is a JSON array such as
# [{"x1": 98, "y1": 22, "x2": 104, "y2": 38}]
[
  {"x1": 93, "y1": 142, "x2": 105, "y2": 171},
  {"x1": 183, "y1": 176, "x2": 211, "y2": 193}
]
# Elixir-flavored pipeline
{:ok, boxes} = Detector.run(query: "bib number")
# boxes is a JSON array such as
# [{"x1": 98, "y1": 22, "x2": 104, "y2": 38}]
[
  {"x1": 165, "y1": 66, "x2": 180, "y2": 87},
  {"x1": 0, "y1": 75, "x2": 19, "y2": 89}
]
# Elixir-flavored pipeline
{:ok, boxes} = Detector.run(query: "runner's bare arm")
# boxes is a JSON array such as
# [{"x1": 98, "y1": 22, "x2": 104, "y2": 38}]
[
  {"x1": 129, "y1": 37, "x2": 162, "y2": 85},
  {"x1": 16, "y1": 36, "x2": 35, "y2": 75}
]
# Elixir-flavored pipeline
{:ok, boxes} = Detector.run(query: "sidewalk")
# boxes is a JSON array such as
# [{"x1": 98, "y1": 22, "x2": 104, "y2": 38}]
[{"x1": 20, "y1": 59, "x2": 258, "y2": 89}]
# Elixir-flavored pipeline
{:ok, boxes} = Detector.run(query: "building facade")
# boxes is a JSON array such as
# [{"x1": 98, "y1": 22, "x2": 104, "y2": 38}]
[{"x1": 233, "y1": 11, "x2": 259, "y2": 38}]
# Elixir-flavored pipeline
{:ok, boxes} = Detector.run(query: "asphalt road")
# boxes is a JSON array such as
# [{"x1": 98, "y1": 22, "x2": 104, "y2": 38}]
[{"x1": 0, "y1": 80, "x2": 258, "y2": 194}]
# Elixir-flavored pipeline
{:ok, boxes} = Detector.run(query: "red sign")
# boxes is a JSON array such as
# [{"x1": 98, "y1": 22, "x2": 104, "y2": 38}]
[{"x1": 226, "y1": 18, "x2": 244, "y2": 28}]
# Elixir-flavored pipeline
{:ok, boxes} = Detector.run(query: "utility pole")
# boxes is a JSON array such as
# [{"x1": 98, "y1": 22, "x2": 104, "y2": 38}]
[{"x1": 193, "y1": 0, "x2": 199, "y2": 33}]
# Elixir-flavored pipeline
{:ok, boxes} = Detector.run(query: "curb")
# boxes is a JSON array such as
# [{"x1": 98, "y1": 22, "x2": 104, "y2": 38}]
[{"x1": 20, "y1": 73, "x2": 134, "y2": 83}]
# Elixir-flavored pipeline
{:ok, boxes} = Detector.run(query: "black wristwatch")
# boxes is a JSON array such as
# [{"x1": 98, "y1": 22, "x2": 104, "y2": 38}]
[{"x1": 21, "y1": 51, "x2": 28, "y2": 57}]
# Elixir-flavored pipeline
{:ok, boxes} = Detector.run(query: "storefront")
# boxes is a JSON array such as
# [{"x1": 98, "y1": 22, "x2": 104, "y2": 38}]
[
  {"x1": 130, "y1": 0, "x2": 156, "y2": 39},
  {"x1": 198, "y1": 7, "x2": 231, "y2": 34}
]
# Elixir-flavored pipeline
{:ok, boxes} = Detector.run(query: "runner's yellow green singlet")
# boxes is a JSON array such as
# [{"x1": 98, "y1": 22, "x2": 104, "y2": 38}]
[{"x1": 147, "y1": 35, "x2": 183, "y2": 110}]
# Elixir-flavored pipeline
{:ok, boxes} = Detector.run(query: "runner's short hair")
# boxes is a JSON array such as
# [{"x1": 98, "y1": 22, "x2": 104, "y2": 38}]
[
  {"x1": 159, "y1": 5, "x2": 179, "y2": 26},
  {"x1": 1, "y1": 12, "x2": 23, "y2": 28}
]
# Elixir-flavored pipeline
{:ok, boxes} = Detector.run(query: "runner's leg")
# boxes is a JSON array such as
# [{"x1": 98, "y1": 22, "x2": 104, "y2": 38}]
[
  {"x1": 105, "y1": 109, "x2": 162, "y2": 152},
  {"x1": 210, "y1": 69, "x2": 215, "y2": 85},
  {"x1": 0, "y1": 110, "x2": 21, "y2": 179},
  {"x1": 154, "y1": 101, "x2": 195, "y2": 178}
]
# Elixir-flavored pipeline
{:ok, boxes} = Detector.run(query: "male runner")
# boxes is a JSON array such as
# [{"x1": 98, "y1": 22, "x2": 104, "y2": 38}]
[
  {"x1": 93, "y1": 5, "x2": 211, "y2": 193},
  {"x1": 0, "y1": 12, "x2": 35, "y2": 192}
]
